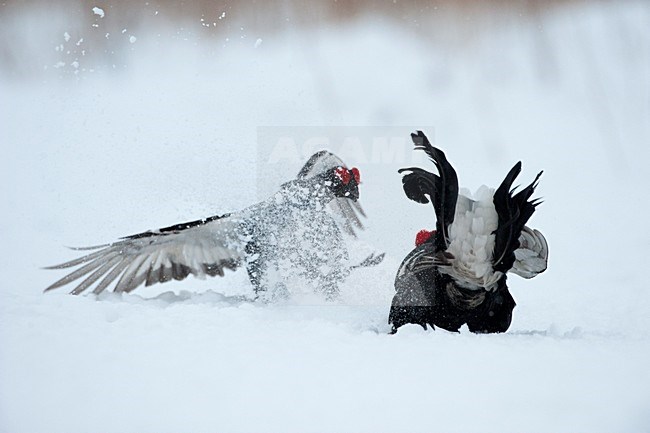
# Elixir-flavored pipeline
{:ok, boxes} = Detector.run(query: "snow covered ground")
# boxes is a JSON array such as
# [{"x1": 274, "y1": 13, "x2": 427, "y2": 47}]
[{"x1": 1, "y1": 2, "x2": 649, "y2": 432}]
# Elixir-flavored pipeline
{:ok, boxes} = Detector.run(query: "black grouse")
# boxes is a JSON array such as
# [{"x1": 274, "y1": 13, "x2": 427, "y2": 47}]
[
  {"x1": 45, "y1": 151, "x2": 383, "y2": 300},
  {"x1": 389, "y1": 131, "x2": 548, "y2": 333}
]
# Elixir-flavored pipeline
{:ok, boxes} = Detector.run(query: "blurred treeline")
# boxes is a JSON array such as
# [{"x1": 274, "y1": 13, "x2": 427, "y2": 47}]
[{"x1": 0, "y1": 0, "x2": 586, "y2": 78}]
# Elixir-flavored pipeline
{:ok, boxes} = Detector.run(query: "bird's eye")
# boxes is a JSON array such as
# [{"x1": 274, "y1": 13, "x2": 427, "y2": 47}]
[{"x1": 351, "y1": 167, "x2": 360, "y2": 184}]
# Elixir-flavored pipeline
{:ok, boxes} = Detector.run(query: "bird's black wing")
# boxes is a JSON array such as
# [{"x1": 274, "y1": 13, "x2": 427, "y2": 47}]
[
  {"x1": 399, "y1": 131, "x2": 459, "y2": 251},
  {"x1": 492, "y1": 163, "x2": 543, "y2": 273},
  {"x1": 44, "y1": 214, "x2": 246, "y2": 295}
]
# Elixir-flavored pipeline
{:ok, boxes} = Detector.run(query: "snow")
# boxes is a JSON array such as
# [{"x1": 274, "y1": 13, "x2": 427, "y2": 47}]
[
  {"x1": 92, "y1": 6, "x2": 104, "y2": 18},
  {"x1": 1, "y1": 2, "x2": 650, "y2": 432}
]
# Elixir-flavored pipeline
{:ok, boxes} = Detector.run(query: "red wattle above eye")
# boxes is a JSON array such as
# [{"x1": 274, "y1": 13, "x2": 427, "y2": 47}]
[
  {"x1": 351, "y1": 167, "x2": 360, "y2": 184},
  {"x1": 415, "y1": 229, "x2": 435, "y2": 247},
  {"x1": 335, "y1": 167, "x2": 351, "y2": 185}
]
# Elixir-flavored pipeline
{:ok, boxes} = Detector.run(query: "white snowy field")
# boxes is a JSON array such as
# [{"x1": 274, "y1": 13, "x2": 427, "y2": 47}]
[{"x1": 1, "y1": 1, "x2": 650, "y2": 432}]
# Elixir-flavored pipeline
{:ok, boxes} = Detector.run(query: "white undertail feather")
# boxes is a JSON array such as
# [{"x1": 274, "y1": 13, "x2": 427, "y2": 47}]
[
  {"x1": 512, "y1": 227, "x2": 548, "y2": 279},
  {"x1": 443, "y1": 186, "x2": 503, "y2": 291}
]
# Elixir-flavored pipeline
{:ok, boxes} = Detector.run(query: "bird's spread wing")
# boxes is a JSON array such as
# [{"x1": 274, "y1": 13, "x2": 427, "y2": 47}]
[
  {"x1": 512, "y1": 227, "x2": 548, "y2": 279},
  {"x1": 296, "y1": 150, "x2": 366, "y2": 236},
  {"x1": 44, "y1": 214, "x2": 246, "y2": 295}
]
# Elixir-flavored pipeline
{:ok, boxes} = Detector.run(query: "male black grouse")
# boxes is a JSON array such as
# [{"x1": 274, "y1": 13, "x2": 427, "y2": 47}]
[
  {"x1": 389, "y1": 131, "x2": 548, "y2": 333},
  {"x1": 45, "y1": 151, "x2": 383, "y2": 300}
]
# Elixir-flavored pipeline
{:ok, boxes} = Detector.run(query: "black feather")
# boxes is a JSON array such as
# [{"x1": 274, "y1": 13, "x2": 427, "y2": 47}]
[
  {"x1": 492, "y1": 164, "x2": 543, "y2": 273},
  {"x1": 399, "y1": 131, "x2": 459, "y2": 251},
  {"x1": 123, "y1": 214, "x2": 227, "y2": 239},
  {"x1": 398, "y1": 167, "x2": 437, "y2": 204}
]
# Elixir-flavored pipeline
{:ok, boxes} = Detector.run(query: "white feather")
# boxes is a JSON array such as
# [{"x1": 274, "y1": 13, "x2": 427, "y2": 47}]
[
  {"x1": 512, "y1": 227, "x2": 548, "y2": 278},
  {"x1": 443, "y1": 186, "x2": 502, "y2": 291}
]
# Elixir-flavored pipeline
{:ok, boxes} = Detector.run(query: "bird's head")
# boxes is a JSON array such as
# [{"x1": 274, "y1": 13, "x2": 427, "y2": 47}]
[{"x1": 326, "y1": 166, "x2": 361, "y2": 202}]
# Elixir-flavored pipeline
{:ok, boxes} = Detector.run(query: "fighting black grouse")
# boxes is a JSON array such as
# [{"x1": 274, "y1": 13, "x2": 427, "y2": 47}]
[
  {"x1": 389, "y1": 131, "x2": 547, "y2": 333},
  {"x1": 45, "y1": 151, "x2": 383, "y2": 300}
]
